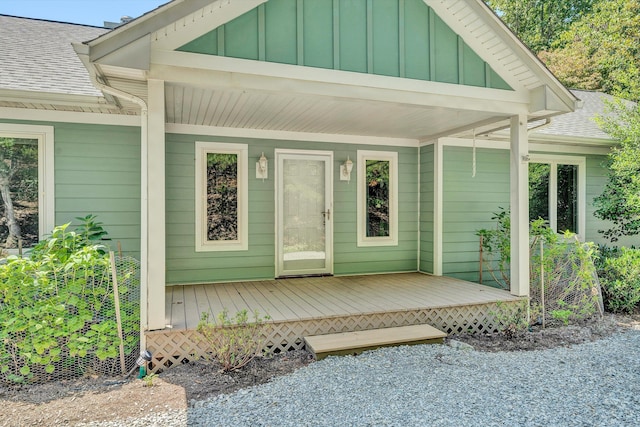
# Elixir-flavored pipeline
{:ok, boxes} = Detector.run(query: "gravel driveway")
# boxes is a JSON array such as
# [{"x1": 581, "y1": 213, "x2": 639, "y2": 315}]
[{"x1": 85, "y1": 330, "x2": 640, "y2": 427}]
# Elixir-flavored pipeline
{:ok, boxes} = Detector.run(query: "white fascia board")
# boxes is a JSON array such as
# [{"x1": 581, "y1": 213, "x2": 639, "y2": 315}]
[
  {"x1": 425, "y1": 0, "x2": 578, "y2": 113},
  {"x1": 166, "y1": 123, "x2": 419, "y2": 147},
  {"x1": 438, "y1": 137, "x2": 611, "y2": 156},
  {"x1": 86, "y1": 0, "x2": 213, "y2": 62},
  {"x1": 0, "y1": 89, "x2": 108, "y2": 108},
  {"x1": 151, "y1": 51, "x2": 530, "y2": 115},
  {"x1": 95, "y1": 34, "x2": 151, "y2": 71},
  {"x1": 0, "y1": 107, "x2": 140, "y2": 127},
  {"x1": 152, "y1": 0, "x2": 268, "y2": 50}
]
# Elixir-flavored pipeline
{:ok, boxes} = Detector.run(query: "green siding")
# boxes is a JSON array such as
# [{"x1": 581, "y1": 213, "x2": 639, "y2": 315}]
[
  {"x1": 178, "y1": 0, "x2": 512, "y2": 90},
  {"x1": 442, "y1": 146, "x2": 510, "y2": 284},
  {"x1": 440, "y1": 147, "x2": 631, "y2": 284},
  {"x1": 0, "y1": 119, "x2": 141, "y2": 257},
  {"x1": 165, "y1": 135, "x2": 418, "y2": 284},
  {"x1": 419, "y1": 144, "x2": 434, "y2": 273}
]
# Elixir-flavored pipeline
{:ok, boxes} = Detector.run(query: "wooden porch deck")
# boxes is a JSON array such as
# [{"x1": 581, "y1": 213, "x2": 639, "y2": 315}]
[{"x1": 145, "y1": 273, "x2": 523, "y2": 371}]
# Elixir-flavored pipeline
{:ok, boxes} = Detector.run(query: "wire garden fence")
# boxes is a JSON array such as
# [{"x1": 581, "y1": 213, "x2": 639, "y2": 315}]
[{"x1": 0, "y1": 254, "x2": 140, "y2": 385}]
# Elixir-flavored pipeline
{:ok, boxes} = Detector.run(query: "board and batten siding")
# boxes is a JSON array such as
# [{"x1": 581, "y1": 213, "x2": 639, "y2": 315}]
[
  {"x1": 165, "y1": 133, "x2": 418, "y2": 285},
  {"x1": 177, "y1": 0, "x2": 511, "y2": 90},
  {"x1": 419, "y1": 144, "x2": 434, "y2": 273},
  {"x1": 0, "y1": 119, "x2": 141, "y2": 256}
]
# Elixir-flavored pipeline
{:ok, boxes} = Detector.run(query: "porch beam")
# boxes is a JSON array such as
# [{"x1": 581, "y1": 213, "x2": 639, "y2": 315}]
[
  {"x1": 509, "y1": 114, "x2": 529, "y2": 297},
  {"x1": 145, "y1": 79, "x2": 166, "y2": 330},
  {"x1": 149, "y1": 51, "x2": 530, "y2": 115}
]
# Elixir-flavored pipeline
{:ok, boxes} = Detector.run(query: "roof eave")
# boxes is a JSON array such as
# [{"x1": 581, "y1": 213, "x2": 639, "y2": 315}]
[
  {"x1": 467, "y1": 0, "x2": 579, "y2": 113},
  {"x1": 84, "y1": 0, "x2": 213, "y2": 62}
]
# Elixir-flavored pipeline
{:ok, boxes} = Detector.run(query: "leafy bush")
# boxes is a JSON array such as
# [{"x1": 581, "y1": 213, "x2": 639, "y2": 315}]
[
  {"x1": 597, "y1": 247, "x2": 640, "y2": 313},
  {"x1": 197, "y1": 309, "x2": 270, "y2": 372},
  {"x1": 0, "y1": 220, "x2": 139, "y2": 383},
  {"x1": 477, "y1": 209, "x2": 602, "y2": 326}
]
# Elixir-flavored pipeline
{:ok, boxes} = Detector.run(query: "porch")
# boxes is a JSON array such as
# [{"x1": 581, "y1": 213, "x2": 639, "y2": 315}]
[{"x1": 145, "y1": 272, "x2": 523, "y2": 370}]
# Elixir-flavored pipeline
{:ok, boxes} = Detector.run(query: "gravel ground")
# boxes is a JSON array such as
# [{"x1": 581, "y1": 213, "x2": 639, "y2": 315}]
[{"x1": 81, "y1": 329, "x2": 640, "y2": 427}]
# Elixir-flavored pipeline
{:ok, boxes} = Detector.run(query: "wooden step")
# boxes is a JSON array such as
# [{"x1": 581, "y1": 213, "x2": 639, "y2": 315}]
[{"x1": 304, "y1": 324, "x2": 447, "y2": 360}]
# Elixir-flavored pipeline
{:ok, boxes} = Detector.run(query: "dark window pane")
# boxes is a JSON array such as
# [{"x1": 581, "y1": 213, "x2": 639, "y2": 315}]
[
  {"x1": 557, "y1": 164, "x2": 578, "y2": 233},
  {"x1": 529, "y1": 163, "x2": 550, "y2": 224},
  {"x1": 0, "y1": 137, "x2": 38, "y2": 250},
  {"x1": 366, "y1": 159, "x2": 390, "y2": 237},
  {"x1": 206, "y1": 153, "x2": 238, "y2": 241}
]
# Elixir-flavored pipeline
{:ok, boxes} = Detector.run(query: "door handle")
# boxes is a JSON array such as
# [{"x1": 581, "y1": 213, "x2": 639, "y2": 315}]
[{"x1": 321, "y1": 209, "x2": 331, "y2": 220}]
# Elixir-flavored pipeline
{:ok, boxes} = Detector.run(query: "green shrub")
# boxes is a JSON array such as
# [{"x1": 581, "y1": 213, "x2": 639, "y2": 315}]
[
  {"x1": 598, "y1": 247, "x2": 640, "y2": 313},
  {"x1": 0, "y1": 220, "x2": 139, "y2": 383},
  {"x1": 197, "y1": 309, "x2": 270, "y2": 372},
  {"x1": 477, "y1": 209, "x2": 602, "y2": 325}
]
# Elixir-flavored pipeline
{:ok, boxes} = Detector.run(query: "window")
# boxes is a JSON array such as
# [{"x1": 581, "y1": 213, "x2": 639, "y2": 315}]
[
  {"x1": 529, "y1": 155, "x2": 585, "y2": 237},
  {"x1": 357, "y1": 150, "x2": 398, "y2": 247},
  {"x1": 0, "y1": 124, "x2": 54, "y2": 253},
  {"x1": 195, "y1": 142, "x2": 248, "y2": 251}
]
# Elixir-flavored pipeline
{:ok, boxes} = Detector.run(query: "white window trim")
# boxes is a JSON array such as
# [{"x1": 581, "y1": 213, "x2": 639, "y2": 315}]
[
  {"x1": 195, "y1": 141, "x2": 248, "y2": 252},
  {"x1": 357, "y1": 150, "x2": 399, "y2": 247},
  {"x1": 0, "y1": 123, "x2": 55, "y2": 241},
  {"x1": 529, "y1": 154, "x2": 586, "y2": 240}
]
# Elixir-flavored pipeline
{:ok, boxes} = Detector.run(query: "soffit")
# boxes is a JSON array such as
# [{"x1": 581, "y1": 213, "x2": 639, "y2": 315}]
[{"x1": 164, "y1": 83, "x2": 510, "y2": 141}]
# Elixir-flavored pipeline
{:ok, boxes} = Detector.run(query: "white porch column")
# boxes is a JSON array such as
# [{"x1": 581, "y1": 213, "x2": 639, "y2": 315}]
[
  {"x1": 510, "y1": 114, "x2": 529, "y2": 296},
  {"x1": 145, "y1": 79, "x2": 166, "y2": 330}
]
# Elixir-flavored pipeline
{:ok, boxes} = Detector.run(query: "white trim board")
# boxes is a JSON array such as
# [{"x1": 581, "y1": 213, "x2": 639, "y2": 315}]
[
  {"x1": 356, "y1": 150, "x2": 399, "y2": 247},
  {"x1": 166, "y1": 123, "x2": 419, "y2": 147},
  {"x1": 194, "y1": 141, "x2": 249, "y2": 252},
  {"x1": 0, "y1": 107, "x2": 140, "y2": 127},
  {"x1": 436, "y1": 137, "x2": 611, "y2": 156}
]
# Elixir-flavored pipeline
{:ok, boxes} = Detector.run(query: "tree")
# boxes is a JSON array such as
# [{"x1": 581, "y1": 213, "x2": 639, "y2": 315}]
[
  {"x1": 539, "y1": 0, "x2": 640, "y2": 102},
  {"x1": 0, "y1": 138, "x2": 38, "y2": 249},
  {"x1": 485, "y1": 0, "x2": 595, "y2": 52},
  {"x1": 593, "y1": 101, "x2": 640, "y2": 241}
]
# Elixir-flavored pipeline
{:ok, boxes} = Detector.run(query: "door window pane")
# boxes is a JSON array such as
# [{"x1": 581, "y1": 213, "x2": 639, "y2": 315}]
[
  {"x1": 529, "y1": 162, "x2": 550, "y2": 224},
  {"x1": 0, "y1": 137, "x2": 38, "y2": 249},
  {"x1": 557, "y1": 164, "x2": 578, "y2": 233},
  {"x1": 366, "y1": 159, "x2": 390, "y2": 237},
  {"x1": 206, "y1": 153, "x2": 238, "y2": 241},
  {"x1": 282, "y1": 158, "x2": 326, "y2": 272}
]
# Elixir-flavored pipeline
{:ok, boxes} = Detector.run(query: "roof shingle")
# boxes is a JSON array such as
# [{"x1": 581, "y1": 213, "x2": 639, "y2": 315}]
[{"x1": 0, "y1": 15, "x2": 108, "y2": 97}]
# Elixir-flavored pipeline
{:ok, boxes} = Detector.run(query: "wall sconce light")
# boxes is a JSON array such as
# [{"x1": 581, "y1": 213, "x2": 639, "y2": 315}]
[
  {"x1": 340, "y1": 156, "x2": 354, "y2": 182},
  {"x1": 256, "y1": 152, "x2": 268, "y2": 181}
]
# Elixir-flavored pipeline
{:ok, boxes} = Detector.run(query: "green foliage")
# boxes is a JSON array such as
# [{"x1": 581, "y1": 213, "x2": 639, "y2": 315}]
[
  {"x1": 366, "y1": 159, "x2": 390, "y2": 237},
  {"x1": 593, "y1": 101, "x2": 640, "y2": 241},
  {"x1": 476, "y1": 207, "x2": 511, "y2": 288},
  {"x1": 74, "y1": 214, "x2": 109, "y2": 245},
  {"x1": 597, "y1": 247, "x2": 640, "y2": 313},
  {"x1": 0, "y1": 220, "x2": 139, "y2": 383},
  {"x1": 141, "y1": 372, "x2": 158, "y2": 387},
  {"x1": 491, "y1": 300, "x2": 529, "y2": 338},
  {"x1": 197, "y1": 309, "x2": 270, "y2": 372},
  {"x1": 538, "y1": 0, "x2": 640, "y2": 101},
  {"x1": 478, "y1": 210, "x2": 602, "y2": 325},
  {"x1": 485, "y1": 0, "x2": 595, "y2": 52}
]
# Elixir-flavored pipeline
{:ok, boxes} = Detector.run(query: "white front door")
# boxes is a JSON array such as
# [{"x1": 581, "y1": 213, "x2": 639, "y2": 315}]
[{"x1": 276, "y1": 150, "x2": 333, "y2": 277}]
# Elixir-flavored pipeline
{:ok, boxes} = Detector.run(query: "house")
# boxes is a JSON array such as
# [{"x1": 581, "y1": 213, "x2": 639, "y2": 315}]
[{"x1": 4, "y1": 0, "x2": 622, "y2": 362}]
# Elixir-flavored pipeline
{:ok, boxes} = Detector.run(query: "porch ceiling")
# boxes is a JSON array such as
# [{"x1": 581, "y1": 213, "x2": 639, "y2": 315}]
[{"x1": 164, "y1": 83, "x2": 510, "y2": 141}]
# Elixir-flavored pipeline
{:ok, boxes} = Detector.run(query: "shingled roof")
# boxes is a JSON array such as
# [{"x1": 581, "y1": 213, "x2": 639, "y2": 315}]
[
  {"x1": 534, "y1": 90, "x2": 618, "y2": 141},
  {"x1": 0, "y1": 15, "x2": 108, "y2": 97}
]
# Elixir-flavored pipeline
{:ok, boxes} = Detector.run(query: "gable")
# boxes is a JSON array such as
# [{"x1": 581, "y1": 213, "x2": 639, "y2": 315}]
[{"x1": 176, "y1": 0, "x2": 511, "y2": 90}]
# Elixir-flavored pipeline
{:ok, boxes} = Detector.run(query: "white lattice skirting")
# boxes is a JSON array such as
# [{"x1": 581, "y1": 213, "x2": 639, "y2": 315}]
[{"x1": 145, "y1": 301, "x2": 522, "y2": 372}]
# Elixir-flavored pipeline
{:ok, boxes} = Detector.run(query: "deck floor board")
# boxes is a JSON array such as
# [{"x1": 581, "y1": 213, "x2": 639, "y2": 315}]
[{"x1": 166, "y1": 273, "x2": 520, "y2": 330}]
